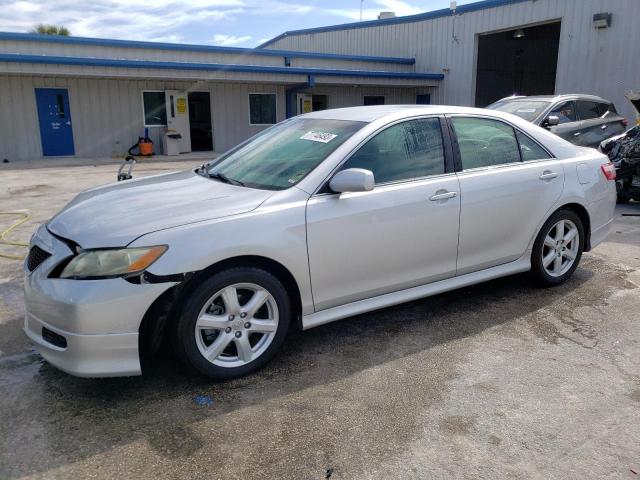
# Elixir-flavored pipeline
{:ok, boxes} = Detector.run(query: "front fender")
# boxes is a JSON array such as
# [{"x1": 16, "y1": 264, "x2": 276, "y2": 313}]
[{"x1": 129, "y1": 190, "x2": 314, "y2": 315}]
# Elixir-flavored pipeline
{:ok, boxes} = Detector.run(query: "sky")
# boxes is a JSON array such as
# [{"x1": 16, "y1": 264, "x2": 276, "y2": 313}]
[{"x1": 0, "y1": 0, "x2": 478, "y2": 48}]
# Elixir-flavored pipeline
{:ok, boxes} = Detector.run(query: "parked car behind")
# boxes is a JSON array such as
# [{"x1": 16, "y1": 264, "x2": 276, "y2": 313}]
[
  {"x1": 24, "y1": 105, "x2": 617, "y2": 380},
  {"x1": 488, "y1": 94, "x2": 627, "y2": 148}
]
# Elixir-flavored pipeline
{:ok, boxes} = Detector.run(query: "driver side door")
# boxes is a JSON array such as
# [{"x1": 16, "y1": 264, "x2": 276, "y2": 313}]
[{"x1": 305, "y1": 117, "x2": 461, "y2": 311}]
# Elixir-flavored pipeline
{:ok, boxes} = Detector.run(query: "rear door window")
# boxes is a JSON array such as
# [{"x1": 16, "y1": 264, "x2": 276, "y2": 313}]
[
  {"x1": 451, "y1": 117, "x2": 521, "y2": 169},
  {"x1": 341, "y1": 117, "x2": 445, "y2": 184},
  {"x1": 516, "y1": 131, "x2": 551, "y2": 162},
  {"x1": 576, "y1": 101, "x2": 602, "y2": 120},
  {"x1": 549, "y1": 101, "x2": 577, "y2": 124}
]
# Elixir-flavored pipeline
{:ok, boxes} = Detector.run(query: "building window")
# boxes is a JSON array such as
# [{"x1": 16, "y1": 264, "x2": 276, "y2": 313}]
[
  {"x1": 142, "y1": 91, "x2": 167, "y2": 127},
  {"x1": 416, "y1": 94, "x2": 431, "y2": 105},
  {"x1": 249, "y1": 93, "x2": 277, "y2": 125},
  {"x1": 364, "y1": 95, "x2": 385, "y2": 106}
]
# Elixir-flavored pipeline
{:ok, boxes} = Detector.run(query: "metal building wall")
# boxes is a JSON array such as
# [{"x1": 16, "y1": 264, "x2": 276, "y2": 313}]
[
  {"x1": 0, "y1": 75, "x2": 422, "y2": 161},
  {"x1": 265, "y1": 0, "x2": 640, "y2": 122},
  {"x1": 0, "y1": 75, "x2": 288, "y2": 161}
]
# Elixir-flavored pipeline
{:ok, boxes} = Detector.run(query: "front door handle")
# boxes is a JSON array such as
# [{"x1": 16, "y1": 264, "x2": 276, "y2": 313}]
[
  {"x1": 429, "y1": 191, "x2": 457, "y2": 201},
  {"x1": 539, "y1": 171, "x2": 559, "y2": 181},
  {"x1": 573, "y1": 131, "x2": 582, "y2": 137},
  {"x1": 601, "y1": 124, "x2": 608, "y2": 129}
]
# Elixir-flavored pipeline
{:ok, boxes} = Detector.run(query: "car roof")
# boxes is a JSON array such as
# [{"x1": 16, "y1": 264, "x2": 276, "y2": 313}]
[
  {"x1": 302, "y1": 105, "x2": 511, "y2": 122},
  {"x1": 498, "y1": 94, "x2": 612, "y2": 103}
]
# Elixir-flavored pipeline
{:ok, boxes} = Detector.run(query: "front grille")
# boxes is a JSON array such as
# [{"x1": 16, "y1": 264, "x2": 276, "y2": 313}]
[{"x1": 26, "y1": 245, "x2": 51, "y2": 272}]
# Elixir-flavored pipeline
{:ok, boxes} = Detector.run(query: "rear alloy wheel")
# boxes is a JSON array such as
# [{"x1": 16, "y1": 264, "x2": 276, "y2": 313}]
[
  {"x1": 177, "y1": 268, "x2": 291, "y2": 379},
  {"x1": 531, "y1": 210, "x2": 584, "y2": 286}
]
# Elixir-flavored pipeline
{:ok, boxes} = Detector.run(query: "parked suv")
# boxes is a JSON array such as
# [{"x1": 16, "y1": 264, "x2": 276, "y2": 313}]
[{"x1": 488, "y1": 94, "x2": 627, "y2": 148}]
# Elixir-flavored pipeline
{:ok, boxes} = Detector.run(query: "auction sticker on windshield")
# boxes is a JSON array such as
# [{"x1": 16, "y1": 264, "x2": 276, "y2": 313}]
[{"x1": 300, "y1": 131, "x2": 337, "y2": 143}]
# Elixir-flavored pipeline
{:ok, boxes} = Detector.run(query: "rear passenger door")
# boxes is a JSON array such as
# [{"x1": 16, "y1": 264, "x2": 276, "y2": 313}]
[
  {"x1": 575, "y1": 100, "x2": 625, "y2": 147},
  {"x1": 449, "y1": 115, "x2": 564, "y2": 275},
  {"x1": 576, "y1": 100, "x2": 615, "y2": 147}
]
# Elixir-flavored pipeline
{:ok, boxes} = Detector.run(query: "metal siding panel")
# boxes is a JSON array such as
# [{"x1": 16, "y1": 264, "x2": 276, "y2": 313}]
[{"x1": 266, "y1": 0, "x2": 639, "y2": 120}]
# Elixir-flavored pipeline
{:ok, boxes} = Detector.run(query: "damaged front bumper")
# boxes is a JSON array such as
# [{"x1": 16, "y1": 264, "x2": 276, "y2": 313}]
[{"x1": 23, "y1": 225, "x2": 177, "y2": 377}]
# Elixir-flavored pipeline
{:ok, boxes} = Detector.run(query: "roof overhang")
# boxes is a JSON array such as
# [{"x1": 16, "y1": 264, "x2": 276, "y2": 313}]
[
  {"x1": 0, "y1": 31, "x2": 415, "y2": 65},
  {"x1": 0, "y1": 53, "x2": 443, "y2": 86}
]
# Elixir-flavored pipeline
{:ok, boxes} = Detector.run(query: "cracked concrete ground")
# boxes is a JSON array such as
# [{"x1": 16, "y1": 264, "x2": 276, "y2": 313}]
[{"x1": 0, "y1": 160, "x2": 639, "y2": 479}]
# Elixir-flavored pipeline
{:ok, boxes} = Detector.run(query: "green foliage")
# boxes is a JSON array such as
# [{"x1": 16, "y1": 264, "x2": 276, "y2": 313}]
[{"x1": 30, "y1": 24, "x2": 70, "y2": 36}]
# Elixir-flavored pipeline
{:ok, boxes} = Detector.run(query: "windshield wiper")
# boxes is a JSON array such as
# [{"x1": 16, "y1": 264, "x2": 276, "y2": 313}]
[{"x1": 207, "y1": 171, "x2": 245, "y2": 187}]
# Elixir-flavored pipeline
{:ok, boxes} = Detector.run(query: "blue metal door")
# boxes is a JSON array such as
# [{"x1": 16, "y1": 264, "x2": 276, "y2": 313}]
[{"x1": 35, "y1": 88, "x2": 75, "y2": 156}]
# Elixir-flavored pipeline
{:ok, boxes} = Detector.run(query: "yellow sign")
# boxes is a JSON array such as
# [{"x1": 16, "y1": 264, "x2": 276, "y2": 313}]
[
  {"x1": 303, "y1": 99, "x2": 312, "y2": 113},
  {"x1": 176, "y1": 97, "x2": 187, "y2": 114}
]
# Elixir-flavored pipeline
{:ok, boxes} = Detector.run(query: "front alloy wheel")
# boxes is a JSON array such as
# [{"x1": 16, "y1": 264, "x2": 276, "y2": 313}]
[
  {"x1": 177, "y1": 267, "x2": 291, "y2": 379},
  {"x1": 195, "y1": 283, "x2": 279, "y2": 368}
]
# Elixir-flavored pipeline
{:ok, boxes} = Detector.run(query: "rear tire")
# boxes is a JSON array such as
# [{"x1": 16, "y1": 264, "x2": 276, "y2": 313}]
[
  {"x1": 531, "y1": 209, "x2": 584, "y2": 287},
  {"x1": 175, "y1": 267, "x2": 291, "y2": 380}
]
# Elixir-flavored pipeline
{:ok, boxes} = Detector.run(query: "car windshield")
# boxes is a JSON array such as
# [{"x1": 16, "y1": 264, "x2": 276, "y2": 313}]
[
  {"x1": 487, "y1": 99, "x2": 551, "y2": 121},
  {"x1": 206, "y1": 117, "x2": 366, "y2": 190}
]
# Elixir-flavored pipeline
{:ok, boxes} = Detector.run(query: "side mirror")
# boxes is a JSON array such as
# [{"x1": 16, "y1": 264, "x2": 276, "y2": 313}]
[
  {"x1": 545, "y1": 115, "x2": 560, "y2": 127},
  {"x1": 329, "y1": 168, "x2": 374, "y2": 193}
]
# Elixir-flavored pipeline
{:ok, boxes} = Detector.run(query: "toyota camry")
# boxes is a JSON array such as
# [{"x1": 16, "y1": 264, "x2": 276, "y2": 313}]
[{"x1": 24, "y1": 106, "x2": 617, "y2": 379}]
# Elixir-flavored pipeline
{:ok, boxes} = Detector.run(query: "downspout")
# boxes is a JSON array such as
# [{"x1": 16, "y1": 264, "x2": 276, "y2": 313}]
[{"x1": 286, "y1": 74, "x2": 315, "y2": 118}]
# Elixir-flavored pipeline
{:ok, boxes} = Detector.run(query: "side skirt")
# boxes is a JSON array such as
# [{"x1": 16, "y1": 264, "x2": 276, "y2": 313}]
[{"x1": 301, "y1": 256, "x2": 531, "y2": 330}]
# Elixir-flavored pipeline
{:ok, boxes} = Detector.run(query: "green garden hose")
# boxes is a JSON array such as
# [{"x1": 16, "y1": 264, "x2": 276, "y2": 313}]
[{"x1": 0, "y1": 211, "x2": 31, "y2": 260}]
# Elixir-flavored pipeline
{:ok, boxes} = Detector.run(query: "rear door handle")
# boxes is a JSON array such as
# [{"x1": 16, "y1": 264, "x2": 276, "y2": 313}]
[
  {"x1": 539, "y1": 171, "x2": 559, "y2": 181},
  {"x1": 601, "y1": 124, "x2": 608, "y2": 129},
  {"x1": 429, "y1": 191, "x2": 457, "y2": 201},
  {"x1": 573, "y1": 131, "x2": 582, "y2": 136}
]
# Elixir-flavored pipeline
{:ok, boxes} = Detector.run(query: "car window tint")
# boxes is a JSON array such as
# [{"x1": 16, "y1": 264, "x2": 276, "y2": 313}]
[
  {"x1": 577, "y1": 101, "x2": 602, "y2": 120},
  {"x1": 549, "y1": 101, "x2": 576, "y2": 124},
  {"x1": 516, "y1": 131, "x2": 551, "y2": 161},
  {"x1": 596, "y1": 102, "x2": 611, "y2": 116},
  {"x1": 341, "y1": 118, "x2": 445, "y2": 184},
  {"x1": 451, "y1": 117, "x2": 521, "y2": 169}
]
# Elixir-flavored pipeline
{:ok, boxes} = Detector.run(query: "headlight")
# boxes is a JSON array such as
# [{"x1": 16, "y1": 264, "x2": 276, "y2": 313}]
[{"x1": 60, "y1": 246, "x2": 167, "y2": 279}]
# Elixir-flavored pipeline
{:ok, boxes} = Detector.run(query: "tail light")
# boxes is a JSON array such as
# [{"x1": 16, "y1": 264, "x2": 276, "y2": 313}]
[
  {"x1": 621, "y1": 118, "x2": 628, "y2": 127},
  {"x1": 601, "y1": 162, "x2": 616, "y2": 181}
]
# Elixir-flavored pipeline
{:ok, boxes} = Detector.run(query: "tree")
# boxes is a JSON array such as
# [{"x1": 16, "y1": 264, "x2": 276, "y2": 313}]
[{"x1": 30, "y1": 25, "x2": 70, "y2": 36}]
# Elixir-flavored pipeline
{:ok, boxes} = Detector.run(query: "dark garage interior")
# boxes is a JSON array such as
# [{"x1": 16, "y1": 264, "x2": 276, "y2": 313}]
[{"x1": 475, "y1": 22, "x2": 561, "y2": 107}]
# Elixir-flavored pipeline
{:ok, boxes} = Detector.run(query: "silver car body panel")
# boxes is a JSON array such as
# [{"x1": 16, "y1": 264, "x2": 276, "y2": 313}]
[
  {"x1": 47, "y1": 170, "x2": 274, "y2": 248},
  {"x1": 23, "y1": 105, "x2": 616, "y2": 377}
]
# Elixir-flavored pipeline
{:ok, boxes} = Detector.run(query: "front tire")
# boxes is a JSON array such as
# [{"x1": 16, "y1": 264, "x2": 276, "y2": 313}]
[
  {"x1": 531, "y1": 209, "x2": 584, "y2": 287},
  {"x1": 176, "y1": 267, "x2": 291, "y2": 380}
]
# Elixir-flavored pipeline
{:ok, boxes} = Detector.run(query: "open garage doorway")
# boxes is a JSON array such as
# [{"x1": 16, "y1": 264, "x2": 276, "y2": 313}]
[{"x1": 475, "y1": 22, "x2": 561, "y2": 107}]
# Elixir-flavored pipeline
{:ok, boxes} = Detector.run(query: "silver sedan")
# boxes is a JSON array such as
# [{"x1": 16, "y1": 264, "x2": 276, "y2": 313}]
[{"x1": 23, "y1": 105, "x2": 617, "y2": 379}]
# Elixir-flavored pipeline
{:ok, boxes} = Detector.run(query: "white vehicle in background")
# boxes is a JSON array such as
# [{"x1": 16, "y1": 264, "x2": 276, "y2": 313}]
[{"x1": 24, "y1": 105, "x2": 617, "y2": 380}]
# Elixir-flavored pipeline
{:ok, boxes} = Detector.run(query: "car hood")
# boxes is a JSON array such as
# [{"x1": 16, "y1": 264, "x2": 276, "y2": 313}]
[{"x1": 47, "y1": 170, "x2": 273, "y2": 248}]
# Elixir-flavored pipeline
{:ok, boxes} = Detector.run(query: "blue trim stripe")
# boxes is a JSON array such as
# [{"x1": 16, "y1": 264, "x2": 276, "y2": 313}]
[
  {"x1": 257, "y1": 0, "x2": 532, "y2": 47},
  {"x1": 0, "y1": 32, "x2": 415, "y2": 65},
  {"x1": 0, "y1": 53, "x2": 444, "y2": 80}
]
